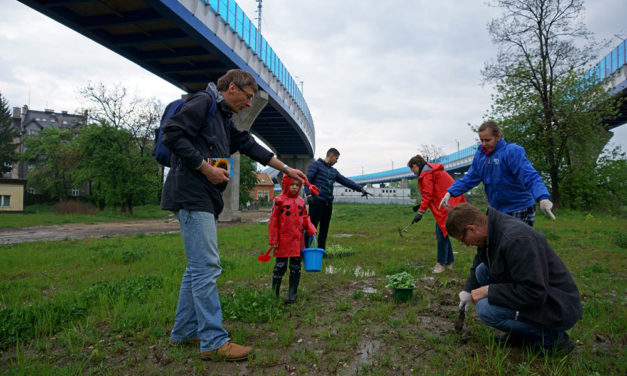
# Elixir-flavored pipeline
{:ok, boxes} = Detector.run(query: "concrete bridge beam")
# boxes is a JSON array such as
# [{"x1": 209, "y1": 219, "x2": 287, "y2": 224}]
[{"x1": 220, "y1": 91, "x2": 269, "y2": 222}]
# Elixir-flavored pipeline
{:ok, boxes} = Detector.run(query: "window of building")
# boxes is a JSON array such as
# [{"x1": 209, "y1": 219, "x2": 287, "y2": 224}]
[
  {"x1": 27, "y1": 187, "x2": 36, "y2": 194},
  {"x1": 257, "y1": 190, "x2": 264, "y2": 199},
  {"x1": 0, "y1": 195, "x2": 10, "y2": 207},
  {"x1": 71, "y1": 188, "x2": 80, "y2": 197}
]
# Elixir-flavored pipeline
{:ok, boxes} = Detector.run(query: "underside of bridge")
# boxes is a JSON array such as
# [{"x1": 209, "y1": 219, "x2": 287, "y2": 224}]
[{"x1": 19, "y1": 0, "x2": 313, "y2": 157}]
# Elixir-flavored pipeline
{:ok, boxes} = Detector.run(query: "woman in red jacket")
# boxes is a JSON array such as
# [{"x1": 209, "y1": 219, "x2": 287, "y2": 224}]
[
  {"x1": 407, "y1": 155, "x2": 466, "y2": 273},
  {"x1": 269, "y1": 175, "x2": 317, "y2": 304}
]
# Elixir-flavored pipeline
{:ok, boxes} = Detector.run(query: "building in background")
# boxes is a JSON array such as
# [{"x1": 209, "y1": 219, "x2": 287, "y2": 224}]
[
  {"x1": 250, "y1": 172, "x2": 274, "y2": 202},
  {"x1": 10, "y1": 106, "x2": 87, "y2": 181},
  {"x1": 0, "y1": 179, "x2": 26, "y2": 212}
]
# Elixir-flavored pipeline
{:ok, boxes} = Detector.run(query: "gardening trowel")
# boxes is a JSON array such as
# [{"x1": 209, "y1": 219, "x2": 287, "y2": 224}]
[
  {"x1": 397, "y1": 221, "x2": 414, "y2": 237},
  {"x1": 454, "y1": 307, "x2": 465, "y2": 333}
]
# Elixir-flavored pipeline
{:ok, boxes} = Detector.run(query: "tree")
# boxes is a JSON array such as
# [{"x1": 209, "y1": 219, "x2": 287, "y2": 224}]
[
  {"x1": 73, "y1": 123, "x2": 160, "y2": 213},
  {"x1": 79, "y1": 82, "x2": 163, "y2": 155},
  {"x1": 0, "y1": 93, "x2": 20, "y2": 174},
  {"x1": 239, "y1": 154, "x2": 258, "y2": 207},
  {"x1": 483, "y1": 0, "x2": 621, "y2": 206},
  {"x1": 418, "y1": 144, "x2": 444, "y2": 162},
  {"x1": 20, "y1": 128, "x2": 78, "y2": 200}
]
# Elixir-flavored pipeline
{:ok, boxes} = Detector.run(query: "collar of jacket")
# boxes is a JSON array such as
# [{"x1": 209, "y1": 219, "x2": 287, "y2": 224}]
[
  {"x1": 318, "y1": 158, "x2": 331, "y2": 167},
  {"x1": 481, "y1": 137, "x2": 506, "y2": 156},
  {"x1": 206, "y1": 82, "x2": 233, "y2": 118}
]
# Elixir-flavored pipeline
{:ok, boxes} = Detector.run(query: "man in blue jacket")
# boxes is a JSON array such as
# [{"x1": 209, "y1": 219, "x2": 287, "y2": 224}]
[
  {"x1": 440, "y1": 121, "x2": 555, "y2": 226},
  {"x1": 161, "y1": 69, "x2": 307, "y2": 361},
  {"x1": 304, "y1": 148, "x2": 369, "y2": 250}
]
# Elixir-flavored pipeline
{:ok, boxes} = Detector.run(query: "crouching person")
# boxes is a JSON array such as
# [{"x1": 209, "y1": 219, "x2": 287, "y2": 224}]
[{"x1": 446, "y1": 203, "x2": 582, "y2": 355}]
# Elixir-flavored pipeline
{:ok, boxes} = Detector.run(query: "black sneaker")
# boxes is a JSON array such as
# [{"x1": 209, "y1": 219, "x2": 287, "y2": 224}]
[
  {"x1": 539, "y1": 333, "x2": 575, "y2": 356},
  {"x1": 494, "y1": 333, "x2": 528, "y2": 347}
]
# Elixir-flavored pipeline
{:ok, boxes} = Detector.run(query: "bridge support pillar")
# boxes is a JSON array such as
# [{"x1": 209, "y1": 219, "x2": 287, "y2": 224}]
[
  {"x1": 400, "y1": 178, "x2": 409, "y2": 189},
  {"x1": 276, "y1": 154, "x2": 314, "y2": 175},
  {"x1": 220, "y1": 91, "x2": 269, "y2": 222}
]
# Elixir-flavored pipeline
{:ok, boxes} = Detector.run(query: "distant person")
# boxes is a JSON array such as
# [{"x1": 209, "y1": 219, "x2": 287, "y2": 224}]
[
  {"x1": 161, "y1": 69, "x2": 307, "y2": 361},
  {"x1": 439, "y1": 121, "x2": 555, "y2": 226},
  {"x1": 268, "y1": 175, "x2": 317, "y2": 304},
  {"x1": 407, "y1": 154, "x2": 466, "y2": 273},
  {"x1": 304, "y1": 148, "x2": 370, "y2": 250},
  {"x1": 447, "y1": 203, "x2": 582, "y2": 355}
]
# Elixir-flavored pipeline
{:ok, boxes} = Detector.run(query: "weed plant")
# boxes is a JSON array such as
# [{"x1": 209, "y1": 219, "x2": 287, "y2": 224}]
[{"x1": 0, "y1": 204, "x2": 625, "y2": 375}]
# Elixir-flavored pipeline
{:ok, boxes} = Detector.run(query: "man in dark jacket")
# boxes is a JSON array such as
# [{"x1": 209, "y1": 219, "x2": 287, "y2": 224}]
[
  {"x1": 304, "y1": 148, "x2": 368, "y2": 250},
  {"x1": 446, "y1": 203, "x2": 582, "y2": 355},
  {"x1": 161, "y1": 69, "x2": 307, "y2": 361}
]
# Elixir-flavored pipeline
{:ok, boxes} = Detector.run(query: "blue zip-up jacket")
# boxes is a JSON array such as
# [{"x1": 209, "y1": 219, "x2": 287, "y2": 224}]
[
  {"x1": 447, "y1": 138, "x2": 550, "y2": 213},
  {"x1": 304, "y1": 158, "x2": 363, "y2": 202}
]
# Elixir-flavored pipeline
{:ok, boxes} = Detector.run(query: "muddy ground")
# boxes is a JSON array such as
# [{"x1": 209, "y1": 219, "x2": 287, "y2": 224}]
[{"x1": 0, "y1": 210, "x2": 272, "y2": 245}]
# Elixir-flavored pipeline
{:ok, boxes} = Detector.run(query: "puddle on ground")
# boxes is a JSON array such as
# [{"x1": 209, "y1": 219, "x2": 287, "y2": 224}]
[
  {"x1": 332, "y1": 233, "x2": 353, "y2": 238},
  {"x1": 354, "y1": 266, "x2": 375, "y2": 277},
  {"x1": 324, "y1": 265, "x2": 375, "y2": 277},
  {"x1": 341, "y1": 337, "x2": 382, "y2": 375}
]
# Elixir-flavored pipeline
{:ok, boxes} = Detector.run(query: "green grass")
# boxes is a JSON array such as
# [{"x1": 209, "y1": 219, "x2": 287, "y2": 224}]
[
  {"x1": 0, "y1": 203, "x2": 169, "y2": 229},
  {"x1": 0, "y1": 203, "x2": 625, "y2": 375}
]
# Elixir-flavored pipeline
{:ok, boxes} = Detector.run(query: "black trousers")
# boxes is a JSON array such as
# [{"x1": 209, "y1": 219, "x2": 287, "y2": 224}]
[{"x1": 307, "y1": 199, "x2": 333, "y2": 250}]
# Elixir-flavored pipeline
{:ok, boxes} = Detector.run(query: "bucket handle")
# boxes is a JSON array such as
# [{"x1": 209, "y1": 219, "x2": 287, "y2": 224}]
[{"x1": 307, "y1": 234, "x2": 318, "y2": 248}]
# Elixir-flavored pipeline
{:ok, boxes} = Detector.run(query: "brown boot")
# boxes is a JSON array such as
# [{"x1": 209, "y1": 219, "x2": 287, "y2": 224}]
[{"x1": 200, "y1": 341, "x2": 252, "y2": 361}]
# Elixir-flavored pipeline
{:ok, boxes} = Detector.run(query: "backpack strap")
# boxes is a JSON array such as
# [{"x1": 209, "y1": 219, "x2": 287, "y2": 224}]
[{"x1": 202, "y1": 90, "x2": 218, "y2": 125}]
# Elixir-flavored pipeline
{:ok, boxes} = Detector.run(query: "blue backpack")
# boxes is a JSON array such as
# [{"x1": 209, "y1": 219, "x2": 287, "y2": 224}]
[{"x1": 153, "y1": 90, "x2": 217, "y2": 167}]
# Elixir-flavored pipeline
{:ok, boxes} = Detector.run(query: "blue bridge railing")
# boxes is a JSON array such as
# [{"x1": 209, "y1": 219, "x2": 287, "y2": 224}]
[
  {"x1": 201, "y1": 0, "x2": 313, "y2": 128},
  {"x1": 586, "y1": 38, "x2": 626, "y2": 83}
]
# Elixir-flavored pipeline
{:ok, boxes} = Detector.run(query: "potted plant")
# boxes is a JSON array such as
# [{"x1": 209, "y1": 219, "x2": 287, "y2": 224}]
[{"x1": 386, "y1": 271, "x2": 416, "y2": 302}]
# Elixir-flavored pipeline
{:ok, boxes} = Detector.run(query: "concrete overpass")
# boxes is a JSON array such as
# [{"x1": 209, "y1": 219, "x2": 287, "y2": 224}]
[{"x1": 18, "y1": 0, "x2": 317, "y2": 219}]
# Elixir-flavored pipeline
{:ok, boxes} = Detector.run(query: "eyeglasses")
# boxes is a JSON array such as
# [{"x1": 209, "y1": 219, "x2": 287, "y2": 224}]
[{"x1": 234, "y1": 83, "x2": 254, "y2": 101}]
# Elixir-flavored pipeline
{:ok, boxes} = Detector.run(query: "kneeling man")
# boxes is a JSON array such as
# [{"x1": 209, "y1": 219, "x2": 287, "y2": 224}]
[{"x1": 446, "y1": 203, "x2": 582, "y2": 355}]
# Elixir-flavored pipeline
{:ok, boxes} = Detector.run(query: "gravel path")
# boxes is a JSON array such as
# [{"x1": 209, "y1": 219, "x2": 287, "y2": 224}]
[{"x1": 0, "y1": 210, "x2": 271, "y2": 245}]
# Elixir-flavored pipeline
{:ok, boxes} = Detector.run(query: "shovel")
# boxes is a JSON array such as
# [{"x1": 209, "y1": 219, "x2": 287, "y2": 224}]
[
  {"x1": 397, "y1": 221, "x2": 414, "y2": 237},
  {"x1": 454, "y1": 307, "x2": 465, "y2": 333},
  {"x1": 257, "y1": 247, "x2": 273, "y2": 263},
  {"x1": 303, "y1": 177, "x2": 319, "y2": 196}
]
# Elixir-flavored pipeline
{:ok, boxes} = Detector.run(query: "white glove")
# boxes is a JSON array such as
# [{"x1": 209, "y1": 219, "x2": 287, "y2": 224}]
[
  {"x1": 458, "y1": 290, "x2": 472, "y2": 311},
  {"x1": 439, "y1": 192, "x2": 451, "y2": 209},
  {"x1": 539, "y1": 199, "x2": 556, "y2": 220}
]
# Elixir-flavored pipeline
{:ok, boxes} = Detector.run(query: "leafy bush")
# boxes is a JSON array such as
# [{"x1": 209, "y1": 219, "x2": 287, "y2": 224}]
[
  {"x1": 613, "y1": 232, "x2": 627, "y2": 249},
  {"x1": 385, "y1": 272, "x2": 415, "y2": 289}
]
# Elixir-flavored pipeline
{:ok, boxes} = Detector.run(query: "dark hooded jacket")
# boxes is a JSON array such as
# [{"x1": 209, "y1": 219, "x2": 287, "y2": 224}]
[
  {"x1": 464, "y1": 208, "x2": 583, "y2": 328},
  {"x1": 304, "y1": 158, "x2": 363, "y2": 202},
  {"x1": 160, "y1": 83, "x2": 273, "y2": 216}
]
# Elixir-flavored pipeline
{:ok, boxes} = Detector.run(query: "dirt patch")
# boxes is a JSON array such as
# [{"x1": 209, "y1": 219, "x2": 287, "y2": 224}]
[{"x1": 0, "y1": 210, "x2": 271, "y2": 245}]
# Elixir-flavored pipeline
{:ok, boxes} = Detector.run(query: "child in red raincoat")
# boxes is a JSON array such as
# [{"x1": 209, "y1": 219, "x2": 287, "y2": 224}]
[{"x1": 269, "y1": 175, "x2": 317, "y2": 304}]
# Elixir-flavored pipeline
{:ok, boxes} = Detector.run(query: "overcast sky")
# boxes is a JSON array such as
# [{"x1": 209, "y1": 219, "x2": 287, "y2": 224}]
[{"x1": 1, "y1": 0, "x2": 626, "y2": 177}]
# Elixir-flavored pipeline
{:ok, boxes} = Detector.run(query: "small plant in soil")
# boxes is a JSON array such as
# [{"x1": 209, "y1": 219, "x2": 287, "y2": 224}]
[{"x1": 385, "y1": 271, "x2": 416, "y2": 289}]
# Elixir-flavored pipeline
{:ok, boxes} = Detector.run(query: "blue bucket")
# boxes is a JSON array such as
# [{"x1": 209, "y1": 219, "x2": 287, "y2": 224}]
[{"x1": 301, "y1": 235, "x2": 325, "y2": 272}]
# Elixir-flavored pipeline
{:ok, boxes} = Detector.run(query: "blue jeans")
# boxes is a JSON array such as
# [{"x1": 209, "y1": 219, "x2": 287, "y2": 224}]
[
  {"x1": 170, "y1": 210, "x2": 229, "y2": 352},
  {"x1": 474, "y1": 263, "x2": 573, "y2": 346},
  {"x1": 435, "y1": 224, "x2": 454, "y2": 265}
]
